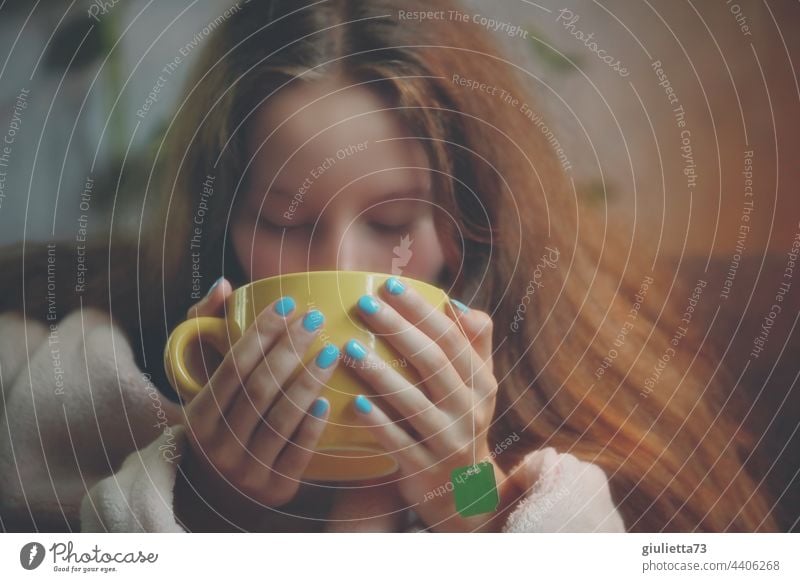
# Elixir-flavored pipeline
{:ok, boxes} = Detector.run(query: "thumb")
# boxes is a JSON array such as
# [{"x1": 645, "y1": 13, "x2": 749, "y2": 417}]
[{"x1": 186, "y1": 276, "x2": 233, "y2": 319}]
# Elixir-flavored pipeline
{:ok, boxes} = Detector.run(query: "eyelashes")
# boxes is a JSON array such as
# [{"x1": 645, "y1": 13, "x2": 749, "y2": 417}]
[
  {"x1": 258, "y1": 217, "x2": 413, "y2": 235},
  {"x1": 369, "y1": 222, "x2": 413, "y2": 234}
]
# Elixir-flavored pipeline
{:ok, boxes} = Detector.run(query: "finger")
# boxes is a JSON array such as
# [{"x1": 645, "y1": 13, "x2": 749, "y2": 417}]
[
  {"x1": 342, "y1": 338, "x2": 451, "y2": 443},
  {"x1": 378, "y1": 278, "x2": 494, "y2": 391},
  {"x1": 239, "y1": 335, "x2": 334, "y2": 457},
  {"x1": 447, "y1": 300, "x2": 495, "y2": 376},
  {"x1": 351, "y1": 394, "x2": 428, "y2": 473},
  {"x1": 187, "y1": 276, "x2": 232, "y2": 319},
  {"x1": 189, "y1": 295, "x2": 299, "y2": 421},
  {"x1": 225, "y1": 309, "x2": 327, "y2": 447},
  {"x1": 356, "y1": 290, "x2": 471, "y2": 410},
  {"x1": 271, "y1": 396, "x2": 331, "y2": 482},
  {"x1": 253, "y1": 342, "x2": 339, "y2": 449}
]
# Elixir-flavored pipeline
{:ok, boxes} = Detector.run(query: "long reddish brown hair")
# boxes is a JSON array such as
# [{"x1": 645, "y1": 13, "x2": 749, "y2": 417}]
[{"x1": 0, "y1": 0, "x2": 776, "y2": 531}]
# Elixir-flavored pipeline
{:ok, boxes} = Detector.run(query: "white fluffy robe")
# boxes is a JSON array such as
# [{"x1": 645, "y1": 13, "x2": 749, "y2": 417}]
[{"x1": 0, "y1": 308, "x2": 625, "y2": 533}]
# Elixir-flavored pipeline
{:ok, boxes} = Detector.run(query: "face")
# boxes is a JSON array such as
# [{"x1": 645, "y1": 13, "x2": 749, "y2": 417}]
[{"x1": 232, "y1": 79, "x2": 447, "y2": 286}]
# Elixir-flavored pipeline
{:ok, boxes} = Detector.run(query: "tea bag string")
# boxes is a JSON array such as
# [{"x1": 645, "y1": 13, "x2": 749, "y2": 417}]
[{"x1": 450, "y1": 300, "x2": 476, "y2": 468}]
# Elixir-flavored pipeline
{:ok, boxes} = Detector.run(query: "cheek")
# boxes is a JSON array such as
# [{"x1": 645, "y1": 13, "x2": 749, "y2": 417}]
[
  {"x1": 231, "y1": 222, "x2": 282, "y2": 281},
  {"x1": 396, "y1": 226, "x2": 446, "y2": 281}
]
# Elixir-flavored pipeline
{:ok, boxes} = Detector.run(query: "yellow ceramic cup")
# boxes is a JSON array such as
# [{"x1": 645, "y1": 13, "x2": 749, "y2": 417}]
[{"x1": 164, "y1": 270, "x2": 450, "y2": 482}]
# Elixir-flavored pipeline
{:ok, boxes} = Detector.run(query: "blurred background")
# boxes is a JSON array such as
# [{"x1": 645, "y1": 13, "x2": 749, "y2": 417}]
[
  {"x1": 1, "y1": 0, "x2": 797, "y2": 253},
  {"x1": 0, "y1": 0, "x2": 797, "y2": 528}
]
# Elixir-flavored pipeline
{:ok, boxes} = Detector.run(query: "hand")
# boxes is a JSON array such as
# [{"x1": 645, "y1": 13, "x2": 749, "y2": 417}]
[
  {"x1": 176, "y1": 278, "x2": 340, "y2": 527},
  {"x1": 344, "y1": 278, "x2": 518, "y2": 532}
]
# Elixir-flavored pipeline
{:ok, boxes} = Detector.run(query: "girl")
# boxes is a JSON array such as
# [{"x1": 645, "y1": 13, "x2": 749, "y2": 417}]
[{"x1": 0, "y1": 0, "x2": 776, "y2": 532}]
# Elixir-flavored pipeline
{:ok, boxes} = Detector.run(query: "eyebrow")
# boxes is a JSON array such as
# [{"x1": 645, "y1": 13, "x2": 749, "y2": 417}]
[{"x1": 266, "y1": 187, "x2": 432, "y2": 204}]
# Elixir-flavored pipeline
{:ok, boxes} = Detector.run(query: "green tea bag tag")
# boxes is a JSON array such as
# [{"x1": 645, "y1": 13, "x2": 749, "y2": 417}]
[{"x1": 451, "y1": 461, "x2": 499, "y2": 517}]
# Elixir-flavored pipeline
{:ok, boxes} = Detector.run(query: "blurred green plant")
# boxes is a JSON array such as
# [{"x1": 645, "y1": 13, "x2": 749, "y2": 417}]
[
  {"x1": 580, "y1": 179, "x2": 617, "y2": 206},
  {"x1": 527, "y1": 24, "x2": 583, "y2": 73},
  {"x1": 527, "y1": 24, "x2": 613, "y2": 207}
]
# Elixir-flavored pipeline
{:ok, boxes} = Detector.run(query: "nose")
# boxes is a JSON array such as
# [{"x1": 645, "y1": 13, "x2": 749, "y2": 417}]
[{"x1": 307, "y1": 221, "x2": 362, "y2": 272}]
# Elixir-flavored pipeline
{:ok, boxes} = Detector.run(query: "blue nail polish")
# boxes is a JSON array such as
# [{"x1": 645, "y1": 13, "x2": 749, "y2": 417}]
[
  {"x1": 274, "y1": 296, "x2": 296, "y2": 316},
  {"x1": 345, "y1": 338, "x2": 367, "y2": 361},
  {"x1": 450, "y1": 298, "x2": 469, "y2": 313},
  {"x1": 385, "y1": 277, "x2": 406, "y2": 295},
  {"x1": 315, "y1": 343, "x2": 340, "y2": 369},
  {"x1": 354, "y1": 394, "x2": 373, "y2": 414},
  {"x1": 357, "y1": 294, "x2": 380, "y2": 315},
  {"x1": 302, "y1": 310, "x2": 325, "y2": 332},
  {"x1": 205, "y1": 276, "x2": 224, "y2": 297},
  {"x1": 310, "y1": 398, "x2": 329, "y2": 418}
]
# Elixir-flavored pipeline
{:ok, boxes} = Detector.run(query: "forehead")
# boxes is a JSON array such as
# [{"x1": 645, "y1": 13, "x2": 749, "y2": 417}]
[{"x1": 244, "y1": 80, "x2": 432, "y2": 202}]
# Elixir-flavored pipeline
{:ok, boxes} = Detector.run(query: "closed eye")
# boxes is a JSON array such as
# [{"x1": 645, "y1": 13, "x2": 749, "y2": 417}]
[
  {"x1": 259, "y1": 216, "x2": 414, "y2": 235},
  {"x1": 369, "y1": 222, "x2": 412, "y2": 234},
  {"x1": 259, "y1": 216, "x2": 306, "y2": 230}
]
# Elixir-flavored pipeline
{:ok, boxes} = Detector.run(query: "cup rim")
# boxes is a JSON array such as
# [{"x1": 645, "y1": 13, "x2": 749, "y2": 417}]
[{"x1": 230, "y1": 270, "x2": 447, "y2": 297}]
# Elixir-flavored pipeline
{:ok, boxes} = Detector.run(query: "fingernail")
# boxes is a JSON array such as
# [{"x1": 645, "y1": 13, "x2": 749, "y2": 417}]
[
  {"x1": 315, "y1": 343, "x2": 340, "y2": 369},
  {"x1": 205, "y1": 276, "x2": 224, "y2": 297},
  {"x1": 450, "y1": 298, "x2": 469, "y2": 313},
  {"x1": 345, "y1": 338, "x2": 367, "y2": 361},
  {"x1": 310, "y1": 397, "x2": 329, "y2": 418},
  {"x1": 274, "y1": 296, "x2": 296, "y2": 316},
  {"x1": 357, "y1": 294, "x2": 380, "y2": 315},
  {"x1": 354, "y1": 394, "x2": 372, "y2": 414},
  {"x1": 302, "y1": 309, "x2": 325, "y2": 332},
  {"x1": 385, "y1": 277, "x2": 406, "y2": 295}
]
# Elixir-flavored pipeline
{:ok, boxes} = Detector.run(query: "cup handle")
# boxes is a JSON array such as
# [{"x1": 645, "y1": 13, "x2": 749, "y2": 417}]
[{"x1": 164, "y1": 317, "x2": 230, "y2": 400}]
